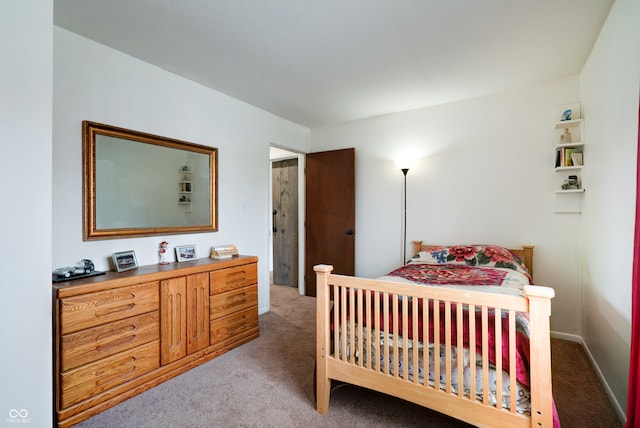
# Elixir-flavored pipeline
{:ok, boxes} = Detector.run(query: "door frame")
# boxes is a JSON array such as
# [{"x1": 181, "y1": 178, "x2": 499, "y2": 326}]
[{"x1": 269, "y1": 144, "x2": 306, "y2": 295}]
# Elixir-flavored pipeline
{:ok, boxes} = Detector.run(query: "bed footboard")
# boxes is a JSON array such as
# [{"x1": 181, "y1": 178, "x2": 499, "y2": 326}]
[{"x1": 314, "y1": 264, "x2": 555, "y2": 428}]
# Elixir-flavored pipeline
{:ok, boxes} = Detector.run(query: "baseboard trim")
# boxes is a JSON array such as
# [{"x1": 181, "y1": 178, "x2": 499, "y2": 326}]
[{"x1": 551, "y1": 331, "x2": 626, "y2": 424}]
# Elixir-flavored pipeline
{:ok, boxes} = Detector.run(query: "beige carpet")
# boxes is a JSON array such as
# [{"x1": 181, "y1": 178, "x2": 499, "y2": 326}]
[{"x1": 76, "y1": 284, "x2": 622, "y2": 428}]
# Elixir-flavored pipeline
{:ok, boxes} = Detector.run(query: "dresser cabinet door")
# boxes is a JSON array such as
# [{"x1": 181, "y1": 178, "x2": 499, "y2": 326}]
[
  {"x1": 160, "y1": 277, "x2": 187, "y2": 365},
  {"x1": 187, "y1": 272, "x2": 210, "y2": 354}
]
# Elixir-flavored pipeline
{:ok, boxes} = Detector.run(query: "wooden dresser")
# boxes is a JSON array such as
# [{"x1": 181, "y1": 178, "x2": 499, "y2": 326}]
[{"x1": 52, "y1": 256, "x2": 259, "y2": 427}]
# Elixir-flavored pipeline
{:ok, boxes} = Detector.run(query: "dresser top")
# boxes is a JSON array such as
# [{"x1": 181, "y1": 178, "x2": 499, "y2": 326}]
[{"x1": 53, "y1": 255, "x2": 258, "y2": 297}]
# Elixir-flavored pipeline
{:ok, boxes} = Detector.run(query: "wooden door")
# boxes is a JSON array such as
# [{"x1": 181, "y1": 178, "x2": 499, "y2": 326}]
[
  {"x1": 305, "y1": 148, "x2": 355, "y2": 297},
  {"x1": 160, "y1": 277, "x2": 187, "y2": 365},
  {"x1": 186, "y1": 273, "x2": 210, "y2": 354},
  {"x1": 272, "y1": 158, "x2": 298, "y2": 287}
]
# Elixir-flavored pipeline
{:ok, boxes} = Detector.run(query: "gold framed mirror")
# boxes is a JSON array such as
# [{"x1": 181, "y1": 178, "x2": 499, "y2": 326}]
[{"x1": 83, "y1": 121, "x2": 218, "y2": 240}]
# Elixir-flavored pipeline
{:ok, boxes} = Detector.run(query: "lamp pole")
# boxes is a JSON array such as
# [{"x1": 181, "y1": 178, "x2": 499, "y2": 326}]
[{"x1": 402, "y1": 168, "x2": 409, "y2": 264}]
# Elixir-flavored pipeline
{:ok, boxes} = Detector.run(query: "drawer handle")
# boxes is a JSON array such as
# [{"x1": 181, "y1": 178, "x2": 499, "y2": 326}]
[
  {"x1": 96, "y1": 365, "x2": 137, "y2": 386},
  {"x1": 226, "y1": 270, "x2": 246, "y2": 278},
  {"x1": 223, "y1": 295, "x2": 247, "y2": 310},
  {"x1": 227, "y1": 318, "x2": 248, "y2": 330},
  {"x1": 225, "y1": 271, "x2": 247, "y2": 286},
  {"x1": 96, "y1": 335, "x2": 137, "y2": 353},
  {"x1": 95, "y1": 293, "x2": 136, "y2": 307},
  {"x1": 95, "y1": 303, "x2": 136, "y2": 318},
  {"x1": 96, "y1": 324, "x2": 136, "y2": 341}
]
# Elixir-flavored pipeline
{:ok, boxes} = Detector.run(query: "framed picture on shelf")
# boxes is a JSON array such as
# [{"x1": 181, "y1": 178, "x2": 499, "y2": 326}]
[
  {"x1": 175, "y1": 245, "x2": 197, "y2": 262},
  {"x1": 112, "y1": 250, "x2": 138, "y2": 272}
]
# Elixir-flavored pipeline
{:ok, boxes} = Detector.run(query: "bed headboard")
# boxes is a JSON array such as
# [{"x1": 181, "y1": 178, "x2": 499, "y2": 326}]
[{"x1": 411, "y1": 240, "x2": 535, "y2": 279}]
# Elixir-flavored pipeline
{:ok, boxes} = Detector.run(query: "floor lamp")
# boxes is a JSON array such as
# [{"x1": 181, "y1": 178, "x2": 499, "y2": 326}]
[{"x1": 401, "y1": 167, "x2": 409, "y2": 264}]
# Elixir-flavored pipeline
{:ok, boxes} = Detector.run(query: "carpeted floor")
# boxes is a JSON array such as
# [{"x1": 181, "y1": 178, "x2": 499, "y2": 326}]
[{"x1": 75, "y1": 284, "x2": 622, "y2": 428}]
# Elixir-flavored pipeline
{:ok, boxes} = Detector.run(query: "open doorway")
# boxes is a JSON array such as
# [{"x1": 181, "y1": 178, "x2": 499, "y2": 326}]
[{"x1": 269, "y1": 145, "x2": 305, "y2": 295}]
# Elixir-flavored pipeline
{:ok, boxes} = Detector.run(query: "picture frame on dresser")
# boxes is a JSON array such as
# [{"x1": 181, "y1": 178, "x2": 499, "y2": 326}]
[
  {"x1": 175, "y1": 244, "x2": 197, "y2": 262},
  {"x1": 112, "y1": 250, "x2": 138, "y2": 272}
]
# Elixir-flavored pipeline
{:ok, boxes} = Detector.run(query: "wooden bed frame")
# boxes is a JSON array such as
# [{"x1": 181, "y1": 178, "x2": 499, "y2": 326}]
[{"x1": 315, "y1": 241, "x2": 555, "y2": 427}]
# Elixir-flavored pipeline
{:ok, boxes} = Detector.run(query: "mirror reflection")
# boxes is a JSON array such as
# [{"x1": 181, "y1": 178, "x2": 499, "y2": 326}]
[{"x1": 83, "y1": 121, "x2": 218, "y2": 240}]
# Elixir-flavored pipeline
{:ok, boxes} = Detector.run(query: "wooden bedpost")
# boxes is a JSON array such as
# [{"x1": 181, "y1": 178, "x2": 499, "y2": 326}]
[
  {"x1": 412, "y1": 240, "x2": 423, "y2": 257},
  {"x1": 314, "y1": 264, "x2": 333, "y2": 413},
  {"x1": 524, "y1": 285, "x2": 555, "y2": 427},
  {"x1": 522, "y1": 245, "x2": 534, "y2": 278}
]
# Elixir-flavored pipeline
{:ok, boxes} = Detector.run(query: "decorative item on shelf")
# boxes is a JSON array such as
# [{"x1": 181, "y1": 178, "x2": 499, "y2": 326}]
[
  {"x1": 561, "y1": 109, "x2": 572, "y2": 121},
  {"x1": 559, "y1": 128, "x2": 572, "y2": 144},
  {"x1": 179, "y1": 195, "x2": 191, "y2": 203},
  {"x1": 175, "y1": 244, "x2": 197, "y2": 262},
  {"x1": 561, "y1": 175, "x2": 581, "y2": 190},
  {"x1": 159, "y1": 241, "x2": 169, "y2": 265},
  {"x1": 52, "y1": 259, "x2": 104, "y2": 282},
  {"x1": 211, "y1": 244, "x2": 239, "y2": 259},
  {"x1": 571, "y1": 151, "x2": 583, "y2": 166},
  {"x1": 112, "y1": 250, "x2": 138, "y2": 272}
]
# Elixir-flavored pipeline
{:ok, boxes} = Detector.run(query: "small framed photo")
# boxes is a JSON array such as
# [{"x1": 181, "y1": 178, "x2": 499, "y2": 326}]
[
  {"x1": 175, "y1": 245, "x2": 197, "y2": 262},
  {"x1": 112, "y1": 250, "x2": 138, "y2": 272}
]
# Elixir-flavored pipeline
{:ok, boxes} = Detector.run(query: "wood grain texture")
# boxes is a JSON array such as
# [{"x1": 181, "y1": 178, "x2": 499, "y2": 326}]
[{"x1": 54, "y1": 257, "x2": 259, "y2": 427}]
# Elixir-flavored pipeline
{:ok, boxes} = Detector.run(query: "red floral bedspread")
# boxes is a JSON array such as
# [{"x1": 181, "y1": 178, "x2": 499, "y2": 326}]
[{"x1": 386, "y1": 263, "x2": 509, "y2": 286}]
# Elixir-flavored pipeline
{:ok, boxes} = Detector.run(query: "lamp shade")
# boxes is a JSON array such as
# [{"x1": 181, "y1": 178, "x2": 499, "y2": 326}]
[{"x1": 394, "y1": 155, "x2": 415, "y2": 171}]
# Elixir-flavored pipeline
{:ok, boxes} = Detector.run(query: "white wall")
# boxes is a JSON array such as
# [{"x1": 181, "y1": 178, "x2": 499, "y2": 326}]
[
  {"x1": 311, "y1": 77, "x2": 583, "y2": 336},
  {"x1": 0, "y1": 2, "x2": 53, "y2": 427},
  {"x1": 53, "y1": 27, "x2": 310, "y2": 315},
  {"x1": 580, "y1": 0, "x2": 640, "y2": 416}
]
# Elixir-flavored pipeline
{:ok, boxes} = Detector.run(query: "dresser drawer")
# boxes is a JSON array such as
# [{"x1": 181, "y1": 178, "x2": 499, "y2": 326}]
[
  {"x1": 61, "y1": 311, "x2": 160, "y2": 372},
  {"x1": 59, "y1": 282, "x2": 159, "y2": 334},
  {"x1": 209, "y1": 263, "x2": 257, "y2": 295},
  {"x1": 59, "y1": 340, "x2": 160, "y2": 409},
  {"x1": 210, "y1": 285, "x2": 258, "y2": 319},
  {"x1": 210, "y1": 306, "x2": 258, "y2": 344}
]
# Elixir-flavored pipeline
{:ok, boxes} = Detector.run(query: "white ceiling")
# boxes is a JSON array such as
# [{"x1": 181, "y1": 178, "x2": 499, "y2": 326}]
[{"x1": 53, "y1": 0, "x2": 613, "y2": 128}]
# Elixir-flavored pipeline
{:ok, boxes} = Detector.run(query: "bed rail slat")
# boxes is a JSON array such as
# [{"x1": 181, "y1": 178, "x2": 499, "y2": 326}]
[
  {"x1": 356, "y1": 289, "x2": 363, "y2": 367},
  {"x1": 422, "y1": 297, "x2": 429, "y2": 389},
  {"x1": 392, "y1": 294, "x2": 400, "y2": 378},
  {"x1": 348, "y1": 287, "x2": 355, "y2": 364},
  {"x1": 456, "y1": 302, "x2": 464, "y2": 398},
  {"x1": 481, "y1": 306, "x2": 489, "y2": 405},
  {"x1": 402, "y1": 295, "x2": 410, "y2": 381},
  {"x1": 412, "y1": 298, "x2": 419, "y2": 384},
  {"x1": 444, "y1": 300, "x2": 452, "y2": 394},
  {"x1": 374, "y1": 291, "x2": 381, "y2": 372},
  {"x1": 509, "y1": 309, "x2": 517, "y2": 413},
  {"x1": 469, "y1": 303, "x2": 476, "y2": 403},
  {"x1": 495, "y1": 307, "x2": 503, "y2": 409},
  {"x1": 434, "y1": 299, "x2": 441, "y2": 391},
  {"x1": 365, "y1": 290, "x2": 372, "y2": 369},
  {"x1": 383, "y1": 293, "x2": 390, "y2": 375}
]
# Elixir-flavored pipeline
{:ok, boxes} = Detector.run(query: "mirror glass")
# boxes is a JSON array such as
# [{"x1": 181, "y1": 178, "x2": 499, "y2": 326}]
[{"x1": 83, "y1": 121, "x2": 218, "y2": 240}]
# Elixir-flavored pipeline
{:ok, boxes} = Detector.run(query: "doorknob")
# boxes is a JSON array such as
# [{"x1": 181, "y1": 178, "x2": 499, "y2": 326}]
[
  {"x1": 272, "y1": 210, "x2": 277, "y2": 233},
  {"x1": 345, "y1": 229, "x2": 354, "y2": 235}
]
